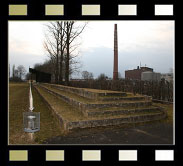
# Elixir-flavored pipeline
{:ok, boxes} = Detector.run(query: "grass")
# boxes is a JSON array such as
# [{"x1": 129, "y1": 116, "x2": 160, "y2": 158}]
[
  {"x1": 88, "y1": 105, "x2": 159, "y2": 112},
  {"x1": 153, "y1": 103, "x2": 173, "y2": 125},
  {"x1": 9, "y1": 83, "x2": 31, "y2": 144},
  {"x1": 99, "y1": 94, "x2": 143, "y2": 100},
  {"x1": 35, "y1": 86, "x2": 86, "y2": 121},
  {"x1": 47, "y1": 83, "x2": 125, "y2": 94},
  {"x1": 43, "y1": 84, "x2": 93, "y2": 104},
  {"x1": 32, "y1": 86, "x2": 64, "y2": 143},
  {"x1": 9, "y1": 82, "x2": 64, "y2": 144},
  {"x1": 42, "y1": 84, "x2": 149, "y2": 104}
]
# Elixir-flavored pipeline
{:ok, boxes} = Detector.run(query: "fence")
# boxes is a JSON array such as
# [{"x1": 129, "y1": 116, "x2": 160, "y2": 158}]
[{"x1": 70, "y1": 79, "x2": 173, "y2": 102}]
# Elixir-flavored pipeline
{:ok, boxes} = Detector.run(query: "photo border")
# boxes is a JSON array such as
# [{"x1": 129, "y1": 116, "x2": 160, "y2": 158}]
[{"x1": 0, "y1": 0, "x2": 179, "y2": 165}]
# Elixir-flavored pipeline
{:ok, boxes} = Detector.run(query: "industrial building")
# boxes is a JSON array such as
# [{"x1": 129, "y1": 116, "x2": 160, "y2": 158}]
[
  {"x1": 141, "y1": 71, "x2": 161, "y2": 81},
  {"x1": 125, "y1": 66, "x2": 153, "y2": 80}
]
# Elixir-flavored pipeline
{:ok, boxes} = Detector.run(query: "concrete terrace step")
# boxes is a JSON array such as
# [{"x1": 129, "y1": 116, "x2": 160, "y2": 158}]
[
  {"x1": 43, "y1": 83, "x2": 127, "y2": 99},
  {"x1": 34, "y1": 85, "x2": 167, "y2": 130},
  {"x1": 83, "y1": 106, "x2": 162, "y2": 117},
  {"x1": 39, "y1": 84, "x2": 152, "y2": 110},
  {"x1": 65, "y1": 112, "x2": 167, "y2": 130},
  {"x1": 43, "y1": 83, "x2": 150, "y2": 102},
  {"x1": 98, "y1": 96, "x2": 147, "y2": 101}
]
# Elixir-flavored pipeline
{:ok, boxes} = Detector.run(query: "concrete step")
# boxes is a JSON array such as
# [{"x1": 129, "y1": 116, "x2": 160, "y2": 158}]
[
  {"x1": 43, "y1": 83, "x2": 127, "y2": 99},
  {"x1": 99, "y1": 96, "x2": 146, "y2": 101},
  {"x1": 83, "y1": 106, "x2": 162, "y2": 117},
  {"x1": 39, "y1": 84, "x2": 152, "y2": 110},
  {"x1": 65, "y1": 112, "x2": 167, "y2": 130},
  {"x1": 34, "y1": 85, "x2": 167, "y2": 131}
]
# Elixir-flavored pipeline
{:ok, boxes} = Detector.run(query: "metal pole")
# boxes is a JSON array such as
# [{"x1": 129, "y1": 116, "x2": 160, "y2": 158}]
[{"x1": 29, "y1": 79, "x2": 34, "y2": 141}]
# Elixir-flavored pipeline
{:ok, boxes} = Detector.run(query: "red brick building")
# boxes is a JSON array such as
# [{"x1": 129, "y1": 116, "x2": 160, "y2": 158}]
[{"x1": 125, "y1": 66, "x2": 153, "y2": 80}]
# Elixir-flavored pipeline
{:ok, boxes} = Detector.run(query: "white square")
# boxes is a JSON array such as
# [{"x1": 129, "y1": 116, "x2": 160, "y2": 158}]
[
  {"x1": 119, "y1": 150, "x2": 137, "y2": 161},
  {"x1": 155, "y1": 150, "x2": 174, "y2": 161},
  {"x1": 155, "y1": 5, "x2": 173, "y2": 16}
]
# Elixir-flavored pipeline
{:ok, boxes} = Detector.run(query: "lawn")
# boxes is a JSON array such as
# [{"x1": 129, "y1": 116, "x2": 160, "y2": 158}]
[{"x1": 9, "y1": 82, "x2": 63, "y2": 144}]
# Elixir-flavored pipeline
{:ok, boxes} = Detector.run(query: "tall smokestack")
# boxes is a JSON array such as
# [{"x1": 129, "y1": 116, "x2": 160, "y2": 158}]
[{"x1": 113, "y1": 24, "x2": 118, "y2": 80}]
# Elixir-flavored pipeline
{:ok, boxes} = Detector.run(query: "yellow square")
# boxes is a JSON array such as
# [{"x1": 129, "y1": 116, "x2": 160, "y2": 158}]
[
  {"x1": 82, "y1": 5, "x2": 100, "y2": 15},
  {"x1": 46, "y1": 150, "x2": 64, "y2": 161},
  {"x1": 45, "y1": 5, "x2": 64, "y2": 15},
  {"x1": 118, "y1": 5, "x2": 137, "y2": 15},
  {"x1": 9, "y1": 150, "x2": 28, "y2": 161},
  {"x1": 9, "y1": 5, "x2": 27, "y2": 16},
  {"x1": 82, "y1": 150, "x2": 101, "y2": 161}
]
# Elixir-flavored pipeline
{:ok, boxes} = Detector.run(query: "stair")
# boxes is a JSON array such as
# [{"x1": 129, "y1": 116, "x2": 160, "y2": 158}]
[
  {"x1": 84, "y1": 106, "x2": 162, "y2": 117},
  {"x1": 43, "y1": 83, "x2": 127, "y2": 99},
  {"x1": 34, "y1": 83, "x2": 167, "y2": 130}
]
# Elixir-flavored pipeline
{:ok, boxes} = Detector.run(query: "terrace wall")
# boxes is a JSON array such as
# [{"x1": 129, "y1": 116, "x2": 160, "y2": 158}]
[{"x1": 69, "y1": 79, "x2": 173, "y2": 102}]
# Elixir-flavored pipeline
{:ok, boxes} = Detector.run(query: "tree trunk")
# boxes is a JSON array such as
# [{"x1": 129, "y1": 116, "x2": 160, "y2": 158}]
[
  {"x1": 55, "y1": 53, "x2": 59, "y2": 84},
  {"x1": 65, "y1": 40, "x2": 70, "y2": 85},
  {"x1": 59, "y1": 53, "x2": 63, "y2": 84},
  {"x1": 65, "y1": 23, "x2": 70, "y2": 86}
]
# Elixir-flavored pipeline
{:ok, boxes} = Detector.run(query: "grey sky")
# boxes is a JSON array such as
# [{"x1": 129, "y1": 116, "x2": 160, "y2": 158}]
[{"x1": 9, "y1": 21, "x2": 174, "y2": 78}]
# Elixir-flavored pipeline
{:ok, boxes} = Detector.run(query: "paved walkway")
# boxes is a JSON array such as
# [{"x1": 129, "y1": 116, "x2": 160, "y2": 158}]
[{"x1": 44, "y1": 122, "x2": 173, "y2": 145}]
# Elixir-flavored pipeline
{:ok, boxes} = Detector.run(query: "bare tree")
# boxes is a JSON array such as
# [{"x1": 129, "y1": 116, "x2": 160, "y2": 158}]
[
  {"x1": 97, "y1": 73, "x2": 108, "y2": 81},
  {"x1": 14, "y1": 69, "x2": 18, "y2": 78},
  {"x1": 44, "y1": 22, "x2": 61, "y2": 83},
  {"x1": 44, "y1": 21, "x2": 87, "y2": 85},
  {"x1": 82, "y1": 71, "x2": 94, "y2": 80},
  {"x1": 12, "y1": 64, "x2": 15, "y2": 78},
  {"x1": 64, "y1": 21, "x2": 87, "y2": 85},
  {"x1": 57, "y1": 22, "x2": 67, "y2": 84},
  {"x1": 9, "y1": 64, "x2": 10, "y2": 78},
  {"x1": 17, "y1": 65, "x2": 26, "y2": 80}
]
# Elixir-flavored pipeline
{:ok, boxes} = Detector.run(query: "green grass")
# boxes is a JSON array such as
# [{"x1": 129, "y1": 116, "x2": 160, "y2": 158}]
[{"x1": 9, "y1": 82, "x2": 64, "y2": 144}]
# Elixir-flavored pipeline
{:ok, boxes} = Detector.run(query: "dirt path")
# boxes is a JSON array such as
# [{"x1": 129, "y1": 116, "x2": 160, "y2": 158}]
[{"x1": 44, "y1": 121, "x2": 173, "y2": 145}]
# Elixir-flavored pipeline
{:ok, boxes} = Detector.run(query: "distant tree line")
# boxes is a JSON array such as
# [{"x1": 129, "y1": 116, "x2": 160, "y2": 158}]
[
  {"x1": 9, "y1": 64, "x2": 27, "y2": 82},
  {"x1": 35, "y1": 21, "x2": 87, "y2": 85}
]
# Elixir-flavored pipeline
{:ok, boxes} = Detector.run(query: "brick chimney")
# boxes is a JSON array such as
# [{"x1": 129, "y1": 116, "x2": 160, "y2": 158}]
[{"x1": 113, "y1": 24, "x2": 118, "y2": 80}]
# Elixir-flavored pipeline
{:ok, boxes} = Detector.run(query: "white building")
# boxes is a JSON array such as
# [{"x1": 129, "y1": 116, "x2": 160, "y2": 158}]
[
  {"x1": 161, "y1": 73, "x2": 173, "y2": 83},
  {"x1": 141, "y1": 71, "x2": 161, "y2": 81}
]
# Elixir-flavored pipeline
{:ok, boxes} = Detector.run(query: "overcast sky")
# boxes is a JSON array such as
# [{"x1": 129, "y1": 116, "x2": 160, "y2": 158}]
[{"x1": 9, "y1": 21, "x2": 174, "y2": 78}]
